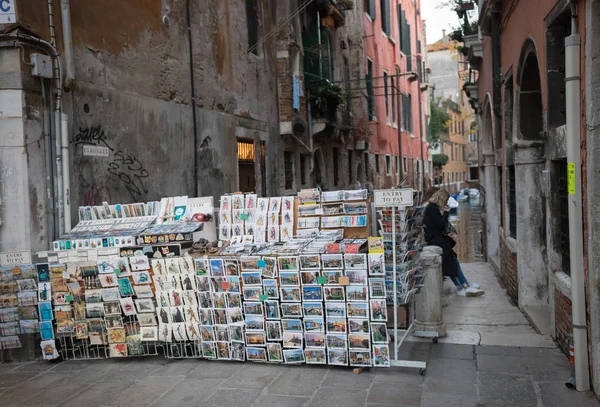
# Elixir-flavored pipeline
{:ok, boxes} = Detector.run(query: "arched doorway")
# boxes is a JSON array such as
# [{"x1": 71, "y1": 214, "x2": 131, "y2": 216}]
[
  {"x1": 480, "y1": 96, "x2": 499, "y2": 259},
  {"x1": 514, "y1": 40, "x2": 548, "y2": 307}
]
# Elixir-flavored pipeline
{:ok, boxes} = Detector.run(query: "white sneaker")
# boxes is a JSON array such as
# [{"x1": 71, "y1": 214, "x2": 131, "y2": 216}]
[
  {"x1": 469, "y1": 282, "x2": 480, "y2": 289},
  {"x1": 456, "y1": 288, "x2": 467, "y2": 297},
  {"x1": 466, "y1": 287, "x2": 484, "y2": 297}
]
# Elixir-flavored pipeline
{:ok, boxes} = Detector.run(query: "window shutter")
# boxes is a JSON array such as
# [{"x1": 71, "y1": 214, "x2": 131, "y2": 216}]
[
  {"x1": 369, "y1": 0, "x2": 376, "y2": 20},
  {"x1": 401, "y1": 11, "x2": 408, "y2": 53},
  {"x1": 397, "y1": 5, "x2": 403, "y2": 47},
  {"x1": 384, "y1": 0, "x2": 391, "y2": 35}
]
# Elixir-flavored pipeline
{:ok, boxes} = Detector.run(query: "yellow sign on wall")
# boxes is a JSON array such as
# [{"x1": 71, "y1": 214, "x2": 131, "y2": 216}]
[{"x1": 567, "y1": 163, "x2": 576, "y2": 195}]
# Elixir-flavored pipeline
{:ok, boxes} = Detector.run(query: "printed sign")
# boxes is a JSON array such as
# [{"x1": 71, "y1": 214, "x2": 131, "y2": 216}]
[
  {"x1": 373, "y1": 188, "x2": 413, "y2": 207},
  {"x1": 0, "y1": 0, "x2": 16, "y2": 24},
  {"x1": 567, "y1": 162, "x2": 576, "y2": 195},
  {"x1": 83, "y1": 145, "x2": 110, "y2": 157},
  {"x1": 0, "y1": 250, "x2": 32, "y2": 266}
]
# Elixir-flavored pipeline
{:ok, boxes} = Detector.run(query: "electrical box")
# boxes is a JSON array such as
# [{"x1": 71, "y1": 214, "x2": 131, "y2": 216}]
[{"x1": 31, "y1": 53, "x2": 53, "y2": 78}]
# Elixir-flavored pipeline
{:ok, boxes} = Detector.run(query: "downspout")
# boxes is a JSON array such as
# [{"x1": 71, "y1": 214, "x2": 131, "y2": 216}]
[
  {"x1": 307, "y1": 88, "x2": 315, "y2": 186},
  {"x1": 490, "y1": 10, "x2": 502, "y2": 141},
  {"x1": 397, "y1": 72, "x2": 404, "y2": 182},
  {"x1": 60, "y1": 0, "x2": 75, "y2": 89},
  {"x1": 61, "y1": 114, "x2": 71, "y2": 231},
  {"x1": 186, "y1": 0, "x2": 199, "y2": 197},
  {"x1": 41, "y1": 80, "x2": 56, "y2": 242},
  {"x1": 414, "y1": 4, "x2": 424, "y2": 191},
  {"x1": 565, "y1": 0, "x2": 590, "y2": 392}
]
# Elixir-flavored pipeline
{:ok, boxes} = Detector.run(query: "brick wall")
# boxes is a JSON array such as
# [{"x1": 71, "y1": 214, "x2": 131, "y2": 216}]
[
  {"x1": 554, "y1": 289, "x2": 572, "y2": 356},
  {"x1": 277, "y1": 57, "x2": 306, "y2": 124},
  {"x1": 500, "y1": 236, "x2": 518, "y2": 303}
]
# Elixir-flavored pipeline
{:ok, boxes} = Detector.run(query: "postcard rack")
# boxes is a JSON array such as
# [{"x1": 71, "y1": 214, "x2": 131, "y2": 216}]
[{"x1": 377, "y1": 195, "x2": 436, "y2": 374}]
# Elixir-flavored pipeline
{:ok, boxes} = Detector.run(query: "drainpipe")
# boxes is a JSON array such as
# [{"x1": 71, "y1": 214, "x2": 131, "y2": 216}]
[
  {"x1": 61, "y1": 113, "x2": 71, "y2": 231},
  {"x1": 40, "y1": 80, "x2": 56, "y2": 242},
  {"x1": 186, "y1": 0, "x2": 199, "y2": 197},
  {"x1": 307, "y1": 87, "x2": 315, "y2": 186},
  {"x1": 414, "y1": 3, "x2": 424, "y2": 191},
  {"x1": 60, "y1": 0, "x2": 75, "y2": 90},
  {"x1": 565, "y1": 0, "x2": 590, "y2": 392},
  {"x1": 490, "y1": 10, "x2": 502, "y2": 133},
  {"x1": 397, "y1": 72, "x2": 404, "y2": 182}
]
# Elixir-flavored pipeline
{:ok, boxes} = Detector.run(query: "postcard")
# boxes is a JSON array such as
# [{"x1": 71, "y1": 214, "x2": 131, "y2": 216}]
[
  {"x1": 86, "y1": 303, "x2": 104, "y2": 318},
  {"x1": 346, "y1": 270, "x2": 368, "y2": 285},
  {"x1": 39, "y1": 321, "x2": 54, "y2": 340},
  {"x1": 133, "y1": 284, "x2": 153, "y2": 298},
  {"x1": 370, "y1": 299, "x2": 388, "y2": 321},
  {"x1": 280, "y1": 287, "x2": 301, "y2": 302},
  {"x1": 226, "y1": 293, "x2": 241, "y2": 308},
  {"x1": 243, "y1": 301, "x2": 264, "y2": 316},
  {"x1": 132, "y1": 271, "x2": 152, "y2": 285},
  {"x1": 344, "y1": 254, "x2": 368, "y2": 270},
  {"x1": 135, "y1": 299, "x2": 156, "y2": 313},
  {"x1": 300, "y1": 271, "x2": 319, "y2": 285},
  {"x1": 262, "y1": 279, "x2": 279, "y2": 299},
  {"x1": 37, "y1": 282, "x2": 51, "y2": 303},
  {"x1": 246, "y1": 346, "x2": 267, "y2": 362},
  {"x1": 245, "y1": 332, "x2": 266, "y2": 346},
  {"x1": 323, "y1": 286, "x2": 345, "y2": 301},
  {"x1": 264, "y1": 300, "x2": 280, "y2": 320},
  {"x1": 209, "y1": 259, "x2": 224, "y2": 277},
  {"x1": 302, "y1": 302, "x2": 323, "y2": 317},
  {"x1": 278, "y1": 256, "x2": 299, "y2": 272},
  {"x1": 56, "y1": 318, "x2": 75, "y2": 334},
  {"x1": 368, "y1": 254, "x2": 385, "y2": 275},
  {"x1": 326, "y1": 317, "x2": 347, "y2": 334},
  {"x1": 346, "y1": 285, "x2": 368, "y2": 302},
  {"x1": 16, "y1": 279, "x2": 37, "y2": 292},
  {"x1": 283, "y1": 348, "x2": 305, "y2": 364},
  {"x1": 130, "y1": 256, "x2": 150, "y2": 271},
  {"x1": 282, "y1": 332, "x2": 303, "y2": 348},
  {"x1": 140, "y1": 327, "x2": 158, "y2": 342},
  {"x1": 325, "y1": 302, "x2": 346, "y2": 318},
  {"x1": 267, "y1": 343, "x2": 283, "y2": 363},
  {"x1": 321, "y1": 254, "x2": 343, "y2": 270},
  {"x1": 74, "y1": 320, "x2": 89, "y2": 339},
  {"x1": 326, "y1": 334, "x2": 348, "y2": 350},
  {"x1": 172, "y1": 323, "x2": 189, "y2": 341},
  {"x1": 119, "y1": 297, "x2": 136, "y2": 316},
  {"x1": 241, "y1": 271, "x2": 262, "y2": 286},
  {"x1": 243, "y1": 287, "x2": 262, "y2": 302},
  {"x1": 266, "y1": 321, "x2": 282, "y2": 341},
  {"x1": 302, "y1": 286, "x2": 323, "y2": 301},
  {"x1": 281, "y1": 319, "x2": 303, "y2": 332},
  {"x1": 281, "y1": 303, "x2": 303, "y2": 318},
  {"x1": 103, "y1": 301, "x2": 122, "y2": 316},
  {"x1": 373, "y1": 345, "x2": 390, "y2": 367},
  {"x1": 347, "y1": 302, "x2": 369, "y2": 318},
  {"x1": 105, "y1": 315, "x2": 124, "y2": 329},
  {"x1": 99, "y1": 273, "x2": 118, "y2": 288},
  {"x1": 304, "y1": 332, "x2": 326, "y2": 348},
  {"x1": 245, "y1": 316, "x2": 265, "y2": 332},
  {"x1": 279, "y1": 271, "x2": 299, "y2": 286},
  {"x1": 54, "y1": 305, "x2": 72, "y2": 320},
  {"x1": 305, "y1": 348, "x2": 327, "y2": 364},
  {"x1": 17, "y1": 291, "x2": 37, "y2": 307},
  {"x1": 137, "y1": 313, "x2": 157, "y2": 327},
  {"x1": 109, "y1": 343, "x2": 128, "y2": 357}
]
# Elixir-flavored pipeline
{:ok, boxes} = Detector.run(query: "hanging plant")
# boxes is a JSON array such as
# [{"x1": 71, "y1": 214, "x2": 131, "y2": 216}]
[{"x1": 310, "y1": 82, "x2": 345, "y2": 118}]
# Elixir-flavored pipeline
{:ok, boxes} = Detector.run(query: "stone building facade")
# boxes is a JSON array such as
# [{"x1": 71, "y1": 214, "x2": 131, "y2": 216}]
[{"x1": 465, "y1": 0, "x2": 600, "y2": 397}]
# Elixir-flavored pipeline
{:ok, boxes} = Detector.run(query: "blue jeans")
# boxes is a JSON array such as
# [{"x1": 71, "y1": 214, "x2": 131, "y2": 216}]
[{"x1": 452, "y1": 258, "x2": 469, "y2": 288}]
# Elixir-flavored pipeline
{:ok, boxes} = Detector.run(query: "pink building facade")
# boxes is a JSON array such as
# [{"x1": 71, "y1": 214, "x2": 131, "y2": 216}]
[{"x1": 362, "y1": 0, "x2": 428, "y2": 189}]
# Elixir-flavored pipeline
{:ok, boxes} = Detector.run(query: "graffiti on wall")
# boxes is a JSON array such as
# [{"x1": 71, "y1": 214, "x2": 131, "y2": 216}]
[
  {"x1": 107, "y1": 151, "x2": 149, "y2": 201},
  {"x1": 74, "y1": 125, "x2": 149, "y2": 202}
]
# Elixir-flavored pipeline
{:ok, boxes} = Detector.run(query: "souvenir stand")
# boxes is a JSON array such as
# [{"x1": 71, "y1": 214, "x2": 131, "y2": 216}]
[
  {"x1": 373, "y1": 189, "x2": 436, "y2": 374},
  {"x1": 0, "y1": 252, "x2": 42, "y2": 363}
]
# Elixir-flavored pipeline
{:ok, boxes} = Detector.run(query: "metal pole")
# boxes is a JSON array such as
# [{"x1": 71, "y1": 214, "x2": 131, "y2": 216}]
[
  {"x1": 392, "y1": 206, "x2": 398, "y2": 361},
  {"x1": 307, "y1": 88, "x2": 314, "y2": 187},
  {"x1": 186, "y1": 0, "x2": 199, "y2": 197},
  {"x1": 397, "y1": 73, "x2": 404, "y2": 183},
  {"x1": 565, "y1": 2, "x2": 590, "y2": 391}
]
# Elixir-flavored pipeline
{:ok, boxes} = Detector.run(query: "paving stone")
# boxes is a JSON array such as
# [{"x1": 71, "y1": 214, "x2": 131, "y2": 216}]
[
  {"x1": 538, "y1": 381, "x2": 600, "y2": 406},
  {"x1": 373, "y1": 367, "x2": 424, "y2": 386},
  {"x1": 0, "y1": 372, "x2": 72, "y2": 403},
  {"x1": 310, "y1": 387, "x2": 367, "y2": 407},
  {"x1": 366, "y1": 382, "x2": 422, "y2": 406},
  {"x1": 152, "y1": 378, "x2": 223, "y2": 406},
  {"x1": 426, "y1": 358, "x2": 476, "y2": 382},
  {"x1": 102, "y1": 362, "x2": 165, "y2": 382},
  {"x1": 189, "y1": 361, "x2": 242, "y2": 380},
  {"x1": 475, "y1": 345, "x2": 522, "y2": 356},
  {"x1": 421, "y1": 391, "x2": 479, "y2": 407},
  {"x1": 396, "y1": 349, "x2": 430, "y2": 364},
  {"x1": 61, "y1": 361, "x2": 122, "y2": 384},
  {"x1": 251, "y1": 394, "x2": 310, "y2": 407},
  {"x1": 430, "y1": 344, "x2": 474, "y2": 360},
  {"x1": 267, "y1": 365, "x2": 328, "y2": 395},
  {"x1": 476, "y1": 354, "x2": 529, "y2": 375},
  {"x1": 478, "y1": 372, "x2": 537, "y2": 407},
  {"x1": 521, "y1": 348, "x2": 571, "y2": 369},
  {"x1": 49, "y1": 360, "x2": 93, "y2": 372},
  {"x1": 528, "y1": 365, "x2": 572, "y2": 382},
  {"x1": 316, "y1": 367, "x2": 374, "y2": 390},
  {"x1": 203, "y1": 388, "x2": 261, "y2": 407},
  {"x1": 0, "y1": 372, "x2": 38, "y2": 389},
  {"x1": 10, "y1": 362, "x2": 56, "y2": 373},
  {"x1": 0, "y1": 364, "x2": 19, "y2": 375},
  {"x1": 423, "y1": 377, "x2": 477, "y2": 397},
  {"x1": 220, "y1": 364, "x2": 280, "y2": 390},
  {"x1": 110, "y1": 375, "x2": 185, "y2": 407},
  {"x1": 60, "y1": 380, "x2": 134, "y2": 407},
  {"x1": 20, "y1": 383, "x2": 89, "y2": 405},
  {"x1": 149, "y1": 359, "x2": 201, "y2": 377}
]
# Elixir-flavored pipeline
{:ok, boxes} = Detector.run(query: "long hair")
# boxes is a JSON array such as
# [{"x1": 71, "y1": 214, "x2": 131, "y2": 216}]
[
  {"x1": 429, "y1": 190, "x2": 450, "y2": 209},
  {"x1": 421, "y1": 187, "x2": 439, "y2": 205}
]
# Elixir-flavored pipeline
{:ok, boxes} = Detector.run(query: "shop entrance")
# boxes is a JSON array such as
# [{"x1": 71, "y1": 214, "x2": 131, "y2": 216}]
[{"x1": 237, "y1": 140, "x2": 256, "y2": 193}]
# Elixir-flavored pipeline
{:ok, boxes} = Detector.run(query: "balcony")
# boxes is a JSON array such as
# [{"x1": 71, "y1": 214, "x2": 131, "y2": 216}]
[
  {"x1": 464, "y1": 34, "x2": 483, "y2": 70},
  {"x1": 479, "y1": 0, "x2": 501, "y2": 35},
  {"x1": 312, "y1": 0, "x2": 348, "y2": 28}
]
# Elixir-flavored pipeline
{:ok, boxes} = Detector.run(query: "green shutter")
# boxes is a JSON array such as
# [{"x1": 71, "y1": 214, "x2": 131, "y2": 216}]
[{"x1": 370, "y1": 0, "x2": 376, "y2": 20}]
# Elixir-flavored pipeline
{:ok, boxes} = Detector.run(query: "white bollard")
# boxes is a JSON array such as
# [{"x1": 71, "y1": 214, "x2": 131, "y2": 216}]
[{"x1": 414, "y1": 246, "x2": 446, "y2": 337}]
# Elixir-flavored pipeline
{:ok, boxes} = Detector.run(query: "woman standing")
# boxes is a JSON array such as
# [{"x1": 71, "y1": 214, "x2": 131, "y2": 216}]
[{"x1": 422, "y1": 190, "x2": 483, "y2": 297}]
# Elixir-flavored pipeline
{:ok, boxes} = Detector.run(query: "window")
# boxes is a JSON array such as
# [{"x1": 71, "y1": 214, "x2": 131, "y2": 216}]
[
  {"x1": 284, "y1": 152, "x2": 294, "y2": 190},
  {"x1": 555, "y1": 159, "x2": 570, "y2": 274},
  {"x1": 462, "y1": 145, "x2": 466, "y2": 161},
  {"x1": 504, "y1": 77, "x2": 514, "y2": 144},
  {"x1": 395, "y1": 156, "x2": 399, "y2": 174},
  {"x1": 375, "y1": 154, "x2": 380, "y2": 173},
  {"x1": 383, "y1": 71, "x2": 389, "y2": 123},
  {"x1": 300, "y1": 154, "x2": 309, "y2": 185},
  {"x1": 391, "y1": 76, "x2": 396, "y2": 125},
  {"x1": 508, "y1": 166, "x2": 517, "y2": 238},
  {"x1": 333, "y1": 148, "x2": 340, "y2": 186},
  {"x1": 403, "y1": 156, "x2": 407, "y2": 172},
  {"x1": 364, "y1": 153, "x2": 370, "y2": 179},
  {"x1": 385, "y1": 155, "x2": 391, "y2": 175},
  {"x1": 380, "y1": 0, "x2": 391, "y2": 35},
  {"x1": 367, "y1": 59, "x2": 375, "y2": 121},
  {"x1": 260, "y1": 141, "x2": 266, "y2": 196},
  {"x1": 399, "y1": 6, "x2": 411, "y2": 63},
  {"x1": 246, "y1": 0, "x2": 260, "y2": 55},
  {"x1": 365, "y1": 0, "x2": 376, "y2": 20},
  {"x1": 401, "y1": 93, "x2": 411, "y2": 131}
]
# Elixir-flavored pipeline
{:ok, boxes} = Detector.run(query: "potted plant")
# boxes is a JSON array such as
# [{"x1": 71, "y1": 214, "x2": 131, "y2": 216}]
[{"x1": 310, "y1": 82, "x2": 345, "y2": 120}]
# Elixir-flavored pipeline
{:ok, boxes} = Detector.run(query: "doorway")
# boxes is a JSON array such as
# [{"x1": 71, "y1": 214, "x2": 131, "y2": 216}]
[{"x1": 238, "y1": 140, "x2": 256, "y2": 193}]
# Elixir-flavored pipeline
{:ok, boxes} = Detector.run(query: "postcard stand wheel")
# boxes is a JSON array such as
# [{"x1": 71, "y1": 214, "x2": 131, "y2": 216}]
[{"x1": 375, "y1": 193, "x2": 427, "y2": 373}]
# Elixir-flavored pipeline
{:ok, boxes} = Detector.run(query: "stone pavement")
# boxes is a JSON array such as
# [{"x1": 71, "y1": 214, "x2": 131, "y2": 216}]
[{"x1": 0, "y1": 344, "x2": 598, "y2": 407}]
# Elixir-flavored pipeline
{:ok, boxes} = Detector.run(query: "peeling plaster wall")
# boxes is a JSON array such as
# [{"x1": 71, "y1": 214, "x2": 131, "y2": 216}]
[{"x1": 2, "y1": 0, "x2": 281, "y2": 251}]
